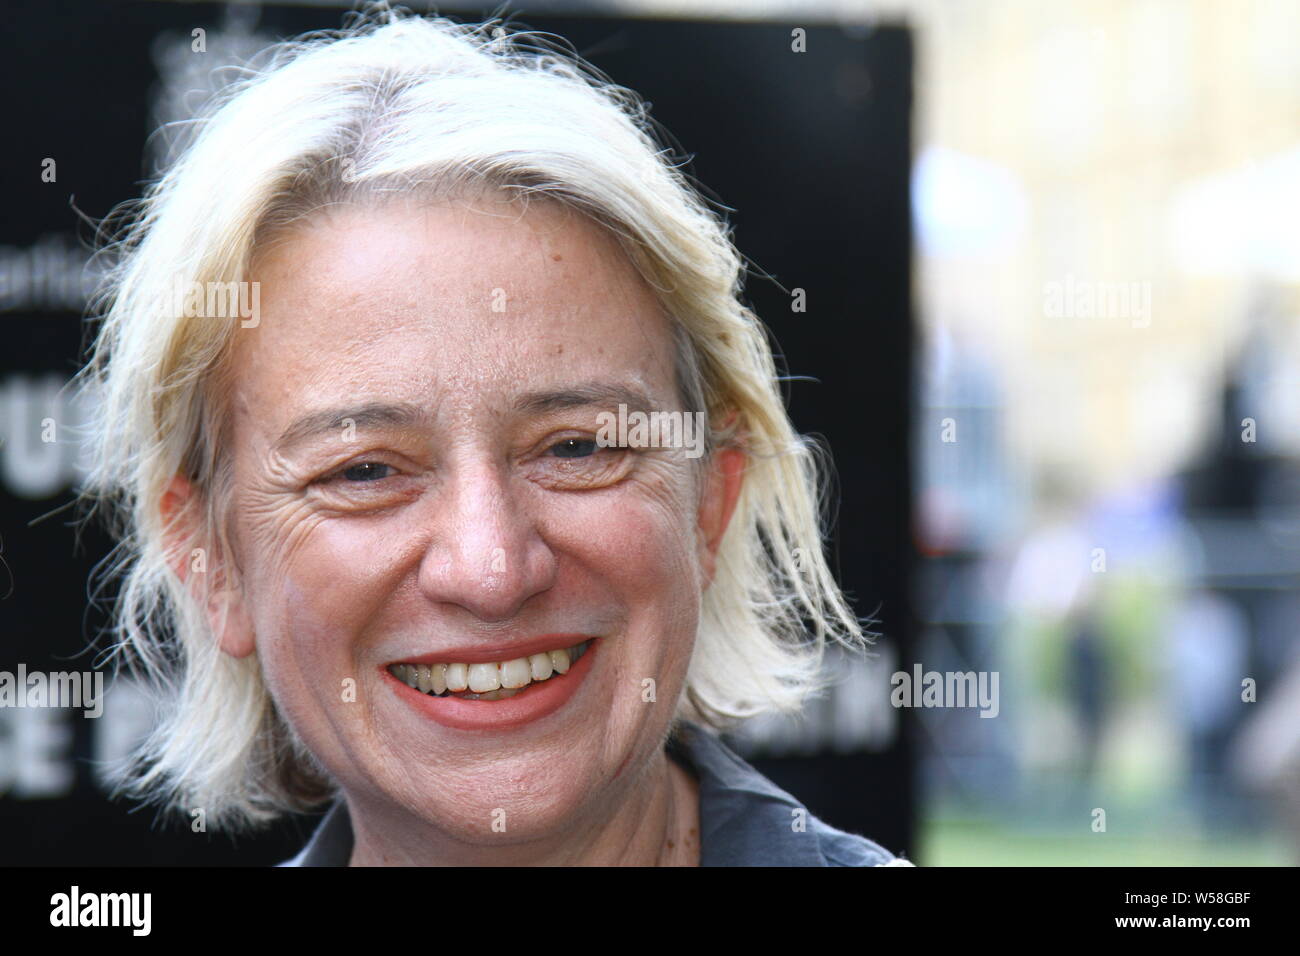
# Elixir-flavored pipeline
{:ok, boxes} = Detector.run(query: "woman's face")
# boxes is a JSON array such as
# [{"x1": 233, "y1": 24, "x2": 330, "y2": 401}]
[{"x1": 206, "y1": 195, "x2": 740, "y2": 850}]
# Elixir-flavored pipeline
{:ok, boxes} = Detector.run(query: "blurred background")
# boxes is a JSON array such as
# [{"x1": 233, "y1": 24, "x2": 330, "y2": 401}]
[
  {"x1": 1, "y1": 0, "x2": 1297, "y2": 866},
  {"x1": 888, "y1": 0, "x2": 1300, "y2": 865}
]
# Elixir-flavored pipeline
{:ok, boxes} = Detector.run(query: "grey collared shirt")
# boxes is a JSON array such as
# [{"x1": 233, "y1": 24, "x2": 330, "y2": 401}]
[{"x1": 278, "y1": 721, "x2": 910, "y2": 866}]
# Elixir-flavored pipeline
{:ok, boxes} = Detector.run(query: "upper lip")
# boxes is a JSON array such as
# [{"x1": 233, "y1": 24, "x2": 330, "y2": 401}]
[{"x1": 386, "y1": 634, "x2": 596, "y2": 666}]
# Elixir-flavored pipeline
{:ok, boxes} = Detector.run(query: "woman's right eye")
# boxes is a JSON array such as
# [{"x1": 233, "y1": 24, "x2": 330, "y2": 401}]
[
  {"x1": 549, "y1": 437, "x2": 598, "y2": 459},
  {"x1": 338, "y1": 462, "x2": 393, "y2": 482}
]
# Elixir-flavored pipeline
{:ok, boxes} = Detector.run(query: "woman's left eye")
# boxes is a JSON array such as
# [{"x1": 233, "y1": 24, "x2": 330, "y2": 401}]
[{"x1": 531, "y1": 434, "x2": 633, "y2": 490}]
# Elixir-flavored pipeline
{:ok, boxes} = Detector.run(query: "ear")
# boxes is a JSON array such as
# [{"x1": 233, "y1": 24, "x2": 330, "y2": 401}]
[
  {"x1": 160, "y1": 473, "x2": 257, "y2": 659},
  {"x1": 696, "y1": 444, "x2": 746, "y2": 590}
]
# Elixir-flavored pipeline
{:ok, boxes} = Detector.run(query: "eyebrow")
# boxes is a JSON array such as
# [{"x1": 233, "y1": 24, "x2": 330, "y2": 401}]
[
  {"x1": 511, "y1": 383, "x2": 658, "y2": 417},
  {"x1": 272, "y1": 402, "x2": 429, "y2": 454},
  {"x1": 272, "y1": 384, "x2": 661, "y2": 454}
]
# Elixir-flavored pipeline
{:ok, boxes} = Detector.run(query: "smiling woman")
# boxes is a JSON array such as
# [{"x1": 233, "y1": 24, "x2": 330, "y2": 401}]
[{"x1": 75, "y1": 8, "x2": 906, "y2": 866}]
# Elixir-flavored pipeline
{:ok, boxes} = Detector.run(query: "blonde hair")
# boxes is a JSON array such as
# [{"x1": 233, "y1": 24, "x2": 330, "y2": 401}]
[{"x1": 77, "y1": 7, "x2": 868, "y2": 831}]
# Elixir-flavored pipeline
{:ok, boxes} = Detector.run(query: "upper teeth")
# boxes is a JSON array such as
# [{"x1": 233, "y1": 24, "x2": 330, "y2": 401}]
[{"x1": 389, "y1": 641, "x2": 590, "y2": 698}]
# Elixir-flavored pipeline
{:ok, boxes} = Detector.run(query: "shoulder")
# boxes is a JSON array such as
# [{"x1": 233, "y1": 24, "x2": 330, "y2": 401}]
[
  {"x1": 669, "y1": 721, "x2": 914, "y2": 867},
  {"x1": 807, "y1": 814, "x2": 914, "y2": 867}
]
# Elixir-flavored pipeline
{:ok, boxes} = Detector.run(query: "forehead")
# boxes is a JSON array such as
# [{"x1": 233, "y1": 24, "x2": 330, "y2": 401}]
[{"x1": 233, "y1": 196, "x2": 678, "y2": 431}]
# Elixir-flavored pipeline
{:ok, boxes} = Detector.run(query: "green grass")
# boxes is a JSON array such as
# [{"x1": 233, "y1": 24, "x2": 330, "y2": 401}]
[{"x1": 918, "y1": 816, "x2": 1293, "y2": 866}]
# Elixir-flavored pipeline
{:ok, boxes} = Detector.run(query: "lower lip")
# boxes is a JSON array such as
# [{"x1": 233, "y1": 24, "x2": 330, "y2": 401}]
[{"x1": 385, "y1": 641, "x2": 599, "y2": 732}]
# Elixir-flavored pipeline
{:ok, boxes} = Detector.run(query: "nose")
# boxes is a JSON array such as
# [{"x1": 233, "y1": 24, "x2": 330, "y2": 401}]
[{"x1": 415, "y1": 458, "x2": 557, "y2": 622}]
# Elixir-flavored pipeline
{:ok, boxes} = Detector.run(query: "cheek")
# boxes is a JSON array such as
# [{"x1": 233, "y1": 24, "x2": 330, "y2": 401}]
[
  {"x1": 548, "y1": 488, "x2": 703, "y2": 675},
  {"x1": 249, "y1": 521, "x2": 417, "y2": 762},
  {"x1": 245, "y1": 517, "x2": 409, "y2": 677},
  {"x1": 554, "y1": 485, "x2": 700, "y2": 595}
]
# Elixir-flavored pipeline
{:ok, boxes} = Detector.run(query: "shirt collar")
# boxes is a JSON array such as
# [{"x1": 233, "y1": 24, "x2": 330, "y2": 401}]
[{"x1": 667, "y1": 721, "x2": 829, "y2": 866}]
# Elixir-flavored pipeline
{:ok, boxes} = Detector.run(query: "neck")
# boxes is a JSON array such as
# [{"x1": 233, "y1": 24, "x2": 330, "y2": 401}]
[{"x1": 347, "y1": 750, "x2": 700, "y2": 867}]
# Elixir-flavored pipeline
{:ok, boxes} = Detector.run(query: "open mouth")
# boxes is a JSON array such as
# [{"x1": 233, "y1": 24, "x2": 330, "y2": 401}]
[{"x1": 387, "y1": 640, "x2": 593, "y2": 701}]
